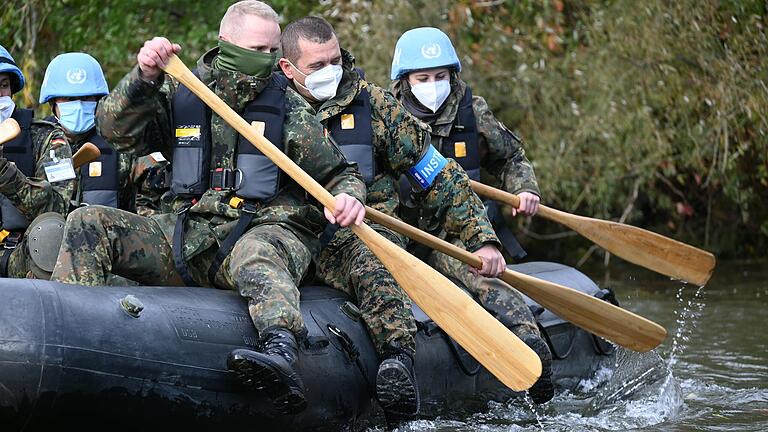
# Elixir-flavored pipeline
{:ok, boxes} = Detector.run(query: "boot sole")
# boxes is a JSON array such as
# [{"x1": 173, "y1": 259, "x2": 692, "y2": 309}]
[
  {"x1": 229, "y1": 356, "x2": 307, "y2": 414},
  {"x1": 376, "y1": 361, "x2": 420, "y2": 418}
]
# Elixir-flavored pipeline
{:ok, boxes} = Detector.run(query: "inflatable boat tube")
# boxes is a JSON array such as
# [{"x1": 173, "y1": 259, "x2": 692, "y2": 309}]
[{"x1": 0, "y1": 261, "x2": 615, "y2": 431}]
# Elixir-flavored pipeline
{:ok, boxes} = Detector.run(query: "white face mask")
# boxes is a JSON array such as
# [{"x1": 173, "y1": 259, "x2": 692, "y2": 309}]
[
  {"x1": 0, "y1": 96, "x2": 15, "y2": 123},
  {"x1": 290, "y1": 61, "x2": 343, "y2": 101},
  {"x1": 411, "y1": 80, "x2": 451, "y2": 113}
]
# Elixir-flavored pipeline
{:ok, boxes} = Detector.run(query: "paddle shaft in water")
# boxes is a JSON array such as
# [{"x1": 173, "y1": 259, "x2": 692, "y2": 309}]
[
  {"x1": 161, "y1": 55, "x2": 542, "y2": 391},
  {"x1": 470, "y1": 180, "x2": 716, "y2": 286}
]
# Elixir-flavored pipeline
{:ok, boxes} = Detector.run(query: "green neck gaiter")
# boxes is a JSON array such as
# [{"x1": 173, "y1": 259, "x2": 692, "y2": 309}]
[{"x1": 214, "y1": 39, "x2": 276, "y2": 78}]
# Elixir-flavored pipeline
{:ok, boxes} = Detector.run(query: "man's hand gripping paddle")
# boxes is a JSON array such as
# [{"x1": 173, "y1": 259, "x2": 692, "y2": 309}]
[{"x1": 161, "y1": 55, "x2": 544, "y2": 391}]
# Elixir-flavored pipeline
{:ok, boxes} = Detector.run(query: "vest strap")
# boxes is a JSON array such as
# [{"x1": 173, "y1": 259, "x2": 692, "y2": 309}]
[
  {"x1": 207, "y1": 202, "x2": 258, "y2": 285},
  {"x1": 172, "y1": 202, "x2": 199, "y2": 287}
]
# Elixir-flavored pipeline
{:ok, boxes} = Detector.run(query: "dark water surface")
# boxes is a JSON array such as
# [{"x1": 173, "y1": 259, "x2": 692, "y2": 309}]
[{"x1": 376, "y1": 259, "x2": 768, "y2": 431}]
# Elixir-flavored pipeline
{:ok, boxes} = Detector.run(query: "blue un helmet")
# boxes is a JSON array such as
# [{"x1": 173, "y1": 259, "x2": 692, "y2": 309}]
[
  {"x1": 390, "y1": 27, "x2": 461, "y2": 81},
  {"x1": 39, "y1": 52, "x2": 109, "y2": 104},
  {"x1": 0, "y1": 45, "x2": 26, "y2": 94}
]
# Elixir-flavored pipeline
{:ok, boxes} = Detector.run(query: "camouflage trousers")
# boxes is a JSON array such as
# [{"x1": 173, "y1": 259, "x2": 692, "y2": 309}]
[
  {"x1": 5, "y1": 238, "x2": 32, "y2": 278},
  {"x1": 50, "y1": 205, "x2": 312, "y2": 336},
  {"x1": 429, "y1": 238, "x2": 540, "y2": 338},
  {"x1": 317, "y1": 224, "x2": 417, "y2": 356}
]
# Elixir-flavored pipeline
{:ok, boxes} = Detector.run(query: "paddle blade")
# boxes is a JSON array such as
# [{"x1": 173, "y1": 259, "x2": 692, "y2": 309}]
[
  {"x1": 0, "y1": 118, "x2": 21, "y2": 145},
  {"x1": 351, "y1": 223, "x2": 542, "y2": 391},
  {"x1": 72, "y1": 142, "x2": 101, "y2": 169},
  {"x1": 501, "y1": 269, "x2": 667, "y2": 352},
  {"x1": 543, "y1": 207, "x2": 716, "y2": 286}
]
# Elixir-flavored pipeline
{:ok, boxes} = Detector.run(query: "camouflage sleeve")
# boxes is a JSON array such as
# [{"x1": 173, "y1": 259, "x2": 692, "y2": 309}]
[
  {"x1": 0, "y1": 124, "x2": 73, "y2": 218},
  {"x1": 116, "y1": 152, "x2": 136, "y2": 212},
  {"x1": 368, "y1": 85, "x2": 499, "y2": 252},
  {"x1": 96, "y1": 65, "x2": 175, "y2": 158},
  {"x1": 473, "y1": 95, "x2": 540, "y2": 196},
  {"x1": 284, "y1": 88, "x2": 366, "y2": 204},
  {"x1": 131, "y1": 153, "x2": 169, "y2": 217},
  {"x1": 419, "y1": 159, "x2": 500, "y2": 252},
  {"x1": 367, "y1": 84, "x2": 424, "y2": 174}
]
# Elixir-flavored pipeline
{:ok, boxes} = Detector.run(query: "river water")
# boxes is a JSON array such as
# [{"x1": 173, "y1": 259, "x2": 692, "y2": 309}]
[{"x1": 381, "y1": 259, "x2": 768, "y2": 431}]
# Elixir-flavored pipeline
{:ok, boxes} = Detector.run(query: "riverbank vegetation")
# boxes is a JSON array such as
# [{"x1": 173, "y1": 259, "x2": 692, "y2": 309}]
[{"x1": 3, "y1": 0, "x2": 765, "y2": 265}]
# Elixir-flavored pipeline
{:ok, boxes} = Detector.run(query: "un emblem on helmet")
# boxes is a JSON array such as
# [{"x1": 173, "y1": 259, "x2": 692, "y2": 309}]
[
  {"x1": 66, "y1": 68, "x2": 87, "y2": 84},
  {"x1": 421, "y1": 43, "x2": 442, "y2": 59}
]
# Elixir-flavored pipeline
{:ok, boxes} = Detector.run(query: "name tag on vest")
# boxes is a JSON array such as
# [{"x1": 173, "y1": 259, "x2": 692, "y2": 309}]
[
  {"x1": 341, "y1": 114, "x2": 355, "y2": 130},
  {"x1": 89, "y1": 161, "x2": 102, "y2": 177},
  {"x1": 44, "y1": 159, "x2": 76, "y2": 183}
]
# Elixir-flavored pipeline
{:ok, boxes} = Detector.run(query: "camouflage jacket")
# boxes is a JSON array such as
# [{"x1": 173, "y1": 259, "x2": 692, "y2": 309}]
[
  {"x1": 62, "y1": 126, "x2": 166, "y2": 215},
  {"x1": 308, "y1": 50, "x2": 498, "y2": 252},
  {"x1": 0, "y1": 116, "x2": 74, "y2": 223},
  {"x1": 391, "y1": 76, "x2": 540, "y2": 196},
  {"x1": 97, "y1": 48, "x2": 365, "y2": 257}
]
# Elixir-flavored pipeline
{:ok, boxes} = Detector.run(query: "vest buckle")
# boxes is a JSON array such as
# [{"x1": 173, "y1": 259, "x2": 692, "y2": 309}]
[
  {"x1": 209, "y1": 168, "x2": 243, "y2": 191},
  {"x1": 2, "y1": 231, "x2": 22, "y2": 249}
]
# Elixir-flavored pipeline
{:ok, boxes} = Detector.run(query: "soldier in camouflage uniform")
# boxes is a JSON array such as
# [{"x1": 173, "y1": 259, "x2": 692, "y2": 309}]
[
  {"x1": 390, "y1": 27, "x2": 554, "y2": 404},
  {"x1": 278, "y1": 17, "x2": 507, "y2": 420},
  {"x1": 39, "y1": 52, "x2": 169, "y2": 215},
  {"x1": 50, "y1": 1, "x2": 366, "y2": 415},
  {"x1": 11, "y1": 52, "x2": 170, "y2": 280},
  {"x1": 0, "y1": 45, "x2": 75, "y2": 279}
]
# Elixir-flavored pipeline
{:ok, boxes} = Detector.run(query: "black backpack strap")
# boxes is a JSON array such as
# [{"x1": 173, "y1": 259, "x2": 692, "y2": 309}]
[
  {"x1": 172, "y1": 202, "x2": 199, "y2": 287},
  {"x1": 207, "y1": 202, "x2": 258, "y2": 285}
]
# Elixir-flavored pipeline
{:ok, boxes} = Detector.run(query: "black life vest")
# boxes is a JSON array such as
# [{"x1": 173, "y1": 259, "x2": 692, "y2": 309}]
[
  {"x1": 170, "y1": 72, "x2": 287, "y2": 201},
  {"x1": 436, "y1": 86, "x2": 481, "y2": 181},
  {"x1": 0, "y1": 108, "x2": 35, "y2": 231},
  {"x1": 78, "y1": 130, "x2": 120, "y2": 208},
  {"x1": 5, "y1": 108, "x2": 35, "y2": 177},
  {"x1": 326, "y1": 87, "x2": 376, "y2": 184}
]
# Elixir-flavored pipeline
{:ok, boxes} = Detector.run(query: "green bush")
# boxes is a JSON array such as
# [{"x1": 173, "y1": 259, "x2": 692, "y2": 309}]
[{"x1": 2, "y1": 0, "x2": 765, "y2": 263}]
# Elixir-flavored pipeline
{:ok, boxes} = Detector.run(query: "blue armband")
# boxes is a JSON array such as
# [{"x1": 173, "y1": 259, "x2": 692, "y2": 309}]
[{"x1": 407, "y1": 144, "x2": 448, "y2": 191}]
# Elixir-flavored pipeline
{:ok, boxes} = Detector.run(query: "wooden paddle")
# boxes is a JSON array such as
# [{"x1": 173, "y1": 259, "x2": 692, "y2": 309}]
[
  {"x1": 161, "y1": 55, "x2": 541, "y2": 391},
  {"x1": 364, "y1": 206, "x2": 667, "y2": 352},
  {"x1": 72, "y1": 142, "x2": 101, "y2": 169},
  {"x1": 0, "y1": 118, "x2": 21, "y2": 145},
  {"x1": 470, "y1": 180, "x2": 716, "y2": 286}
]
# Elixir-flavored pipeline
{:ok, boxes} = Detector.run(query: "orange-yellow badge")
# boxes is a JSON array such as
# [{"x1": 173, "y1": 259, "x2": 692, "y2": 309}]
[
  {"x1": 341, "y1": 114, "x2": 355, "y2": 130},
  {"x1": 89, "y1": 161, "x2": 102, "y2": 177},
  {"x1": 454, "y1": 141, "x2": 467, "y2": 158},
  {"x1": 251, "y1": 121, "x2": 266, "y2": 136}
]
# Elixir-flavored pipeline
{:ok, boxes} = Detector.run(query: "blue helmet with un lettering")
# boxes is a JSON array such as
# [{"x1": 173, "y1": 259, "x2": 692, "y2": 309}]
[
  {"x1": 39, "y1": 52, "x2": 109, "y2": 104},
  {"x1": 390, "y1": 27, "x2": 461, "y2": 81},
  {"x1": 0, "y1": 45, "x2": 26, "y2": 94}
]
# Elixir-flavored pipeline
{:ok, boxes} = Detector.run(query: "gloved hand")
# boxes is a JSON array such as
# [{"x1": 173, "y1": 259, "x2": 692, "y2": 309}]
[{"x1": 0, "y1": 156, "x2": 23, "y2": 194}]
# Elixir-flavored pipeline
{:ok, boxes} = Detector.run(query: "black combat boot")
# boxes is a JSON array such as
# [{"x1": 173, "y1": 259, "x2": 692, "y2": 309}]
[
  {"x1": 376, "y1": 349, "x2": 420, "y2": 423},
  {"x1": 227, "y1": 326, "x2": 307, "y2": 414},
  {"x1": 522, "y1": 333, "x2": 554, "y2": 404}
]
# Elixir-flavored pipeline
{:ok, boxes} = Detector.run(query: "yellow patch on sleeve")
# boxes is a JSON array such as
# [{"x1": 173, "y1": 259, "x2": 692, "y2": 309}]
[
  {"x1": 341, "y1": 114, "x2": 355, "y2": 130},
  {"x1": 251, "y1": 121, "x2": 266, "y2": 136},
  {"x1": 88, "y1": 161, "x2": 102, "y2": 177},
  {"x1": 454, "y1": 141, "x2": 467, "y2": 158}
]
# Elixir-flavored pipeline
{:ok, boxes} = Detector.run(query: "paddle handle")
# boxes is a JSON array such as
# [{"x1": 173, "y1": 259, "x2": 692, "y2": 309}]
[
  {"x1": 163, "y1": 56, "x2": 336, "y2": 211},
  {"x1": 0, "y1": 118, "x2": 21, "y2": 146},
  {"x1": 470, "y1": 179, "x2": 560, "y2": 220},
  {"x1": 72, "y1": 142, "x2": 101, "y2": 169}
]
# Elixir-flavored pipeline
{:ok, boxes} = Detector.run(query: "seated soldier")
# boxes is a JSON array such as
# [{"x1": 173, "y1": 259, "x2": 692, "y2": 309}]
[
  {"x1": 390, "y1": 27, "x2": 554, "y2": 404},
  {"x1": 0, "y1": 44, "x2": 74, "y2": 279},
  {"x1": 277, "y1": 16, "x2": 507, "y2": 422},
  {"x1": 50, "y1": 0, "x2": 365, "y2": 415}
]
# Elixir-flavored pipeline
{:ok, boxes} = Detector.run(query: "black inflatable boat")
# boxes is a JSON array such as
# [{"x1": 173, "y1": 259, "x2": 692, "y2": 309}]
[{"x1": 0, "y1": 261, "x2": 616, "y2": 431}]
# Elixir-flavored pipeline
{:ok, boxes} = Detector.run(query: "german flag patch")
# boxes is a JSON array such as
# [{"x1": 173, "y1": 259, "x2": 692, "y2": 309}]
[{"x1": 50, "y1": 138, "x2": 68, "y2": 148}]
